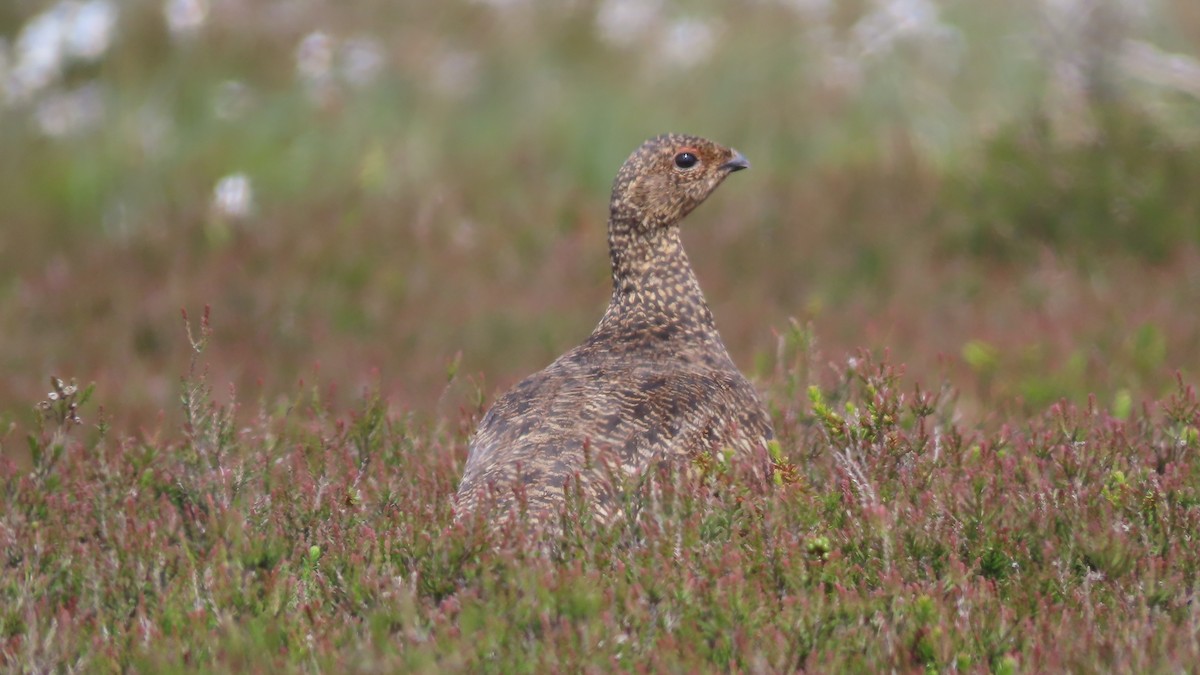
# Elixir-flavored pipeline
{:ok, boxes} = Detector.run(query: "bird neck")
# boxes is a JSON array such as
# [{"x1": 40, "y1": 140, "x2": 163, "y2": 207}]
[{"x1": 596, "y1": 216, "x2": 718, "y2": 338}]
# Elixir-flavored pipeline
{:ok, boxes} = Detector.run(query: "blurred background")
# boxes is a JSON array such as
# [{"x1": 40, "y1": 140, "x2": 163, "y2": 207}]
[{"x1": 1, "y1": 0, "x2": 1199, "y2": 442}]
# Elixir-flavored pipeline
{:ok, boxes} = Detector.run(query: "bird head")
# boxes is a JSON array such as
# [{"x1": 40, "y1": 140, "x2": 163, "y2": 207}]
[{"x1": 609, "y1": 133, "x2": 749, "y2": 232}]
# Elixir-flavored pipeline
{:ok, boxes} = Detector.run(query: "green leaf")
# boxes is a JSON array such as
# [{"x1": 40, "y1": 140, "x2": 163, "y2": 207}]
[
  {"x1": 77, "y1": 382, "x2": 96, "y2": 408},
  {"x1": 962, "y1": 340, "x2": 999, "y2": 374},
  {"x1": 27, "y1": 434, "x2": 41, "y2": 467}
]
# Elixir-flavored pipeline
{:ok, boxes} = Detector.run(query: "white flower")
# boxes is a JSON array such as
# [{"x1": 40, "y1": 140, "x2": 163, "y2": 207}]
[
  {"x1": 852, "y1": 0, "x2": 955, "y2": 59},
  {"x1": 212, "y1": 173, "x2": 255, "y2": 219},
  {"x1": 8, "y1": 6, "x2": 70, "y2": 101},
  {"x1": 296, "y1": 31, "x2": 335, "y2": 84},
  {"x1": 341, "y1": 37, "x2": 386, "y2": 88},
  {"x1": 64, "y1": 0, "x2": 118, "y2": 61},
  {"x1": 5, "y1": 0, "x2": 118, "y2": 103},
  {"x1": 595, "y1": 0, "x2": 662, "y2": 48},
  {"x1": 164, "y1": 0, "x2": 209, "y2": 37},
  {"x1": 658, "y1": 18, "x2": 719, "y2": 70}
]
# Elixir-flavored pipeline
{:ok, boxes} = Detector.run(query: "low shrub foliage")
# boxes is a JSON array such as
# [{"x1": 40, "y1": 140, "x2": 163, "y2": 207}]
[{"x1": 3, "y1": 335, "x2": 1197, "y2": 673}]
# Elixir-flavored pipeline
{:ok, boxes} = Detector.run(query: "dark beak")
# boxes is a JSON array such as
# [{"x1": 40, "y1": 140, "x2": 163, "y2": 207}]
[{"x1": 720, "y1": 150, "x2": 750, "y2": 172}]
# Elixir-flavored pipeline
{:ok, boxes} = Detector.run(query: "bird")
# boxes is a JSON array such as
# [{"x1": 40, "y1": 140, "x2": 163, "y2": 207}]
[{"x1": 455, "y1": 133, "x2": 774, "y2": 530}]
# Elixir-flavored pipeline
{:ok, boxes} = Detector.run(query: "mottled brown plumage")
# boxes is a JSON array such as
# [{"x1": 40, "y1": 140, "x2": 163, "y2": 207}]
[{"x1": 456, "y1": 133, "x2": 774, "y2": 528}]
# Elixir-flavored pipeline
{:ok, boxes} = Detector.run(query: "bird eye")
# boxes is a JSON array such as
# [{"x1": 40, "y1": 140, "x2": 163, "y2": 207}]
[{"x1": 673, "y1": 152, "x2": 699, "y2": 170}]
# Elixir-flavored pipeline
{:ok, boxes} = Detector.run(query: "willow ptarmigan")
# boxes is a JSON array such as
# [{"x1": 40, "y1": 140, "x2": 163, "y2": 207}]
[{"x1": 456, "y1": 133, "x2": 774, "y2": 528}]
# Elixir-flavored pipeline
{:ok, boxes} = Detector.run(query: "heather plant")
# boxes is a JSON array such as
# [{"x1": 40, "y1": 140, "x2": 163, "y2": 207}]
[
  {"x1": 28, "y1": 377, "x2": 90, "y2": 485},
  {"x1": 3, "y1": 336, "x2": 1199, "y2": 671}
]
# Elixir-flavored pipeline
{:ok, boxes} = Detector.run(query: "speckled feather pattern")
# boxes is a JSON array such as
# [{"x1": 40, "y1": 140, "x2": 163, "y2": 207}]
[{"x1": 456, "y1": 134, "x2": 775, "y2": 527}]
